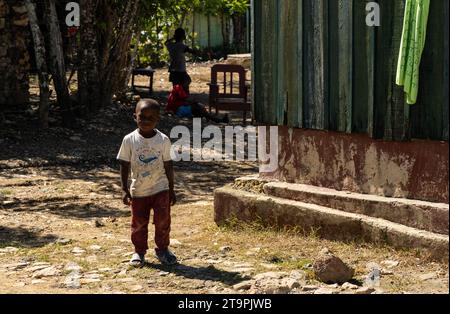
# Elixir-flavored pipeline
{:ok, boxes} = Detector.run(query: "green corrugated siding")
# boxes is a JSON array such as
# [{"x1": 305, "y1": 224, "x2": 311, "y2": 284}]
[
  {"x1": 253, "y1": 0, "x2": 449, "y2": 141},
  {"x1": 184, "y1": 13, "x2": 224, "y2": 48}
]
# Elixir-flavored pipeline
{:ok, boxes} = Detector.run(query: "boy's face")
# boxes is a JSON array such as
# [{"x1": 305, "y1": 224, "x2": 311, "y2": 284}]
[{"x1": 134, "y1": 106, "x2": 160, "y2": 133}]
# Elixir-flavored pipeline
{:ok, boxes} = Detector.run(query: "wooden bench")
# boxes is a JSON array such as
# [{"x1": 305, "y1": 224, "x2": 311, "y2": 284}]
[
  {"x1": 131, "y1": 67, "x2": 155, "y2": 95},
  {"x1": 208, "y1": 64, "x2": 251, "y2": 124}
]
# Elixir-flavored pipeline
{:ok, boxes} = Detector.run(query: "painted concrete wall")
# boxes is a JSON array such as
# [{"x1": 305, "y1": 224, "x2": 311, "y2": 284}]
[{"x1": 260, "y1": 127, "x2": 449, "y2": 204}]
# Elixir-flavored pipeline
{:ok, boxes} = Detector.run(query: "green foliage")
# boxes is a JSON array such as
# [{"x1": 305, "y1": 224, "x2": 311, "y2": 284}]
[{"x1": 134, "y1": 0, "x2": 250, "y2": 66}]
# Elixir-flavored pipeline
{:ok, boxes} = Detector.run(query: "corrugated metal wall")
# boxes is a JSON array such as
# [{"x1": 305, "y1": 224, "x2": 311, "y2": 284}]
[{"x1": 252, "y1": 0, "x2": 449, "y2": 141}]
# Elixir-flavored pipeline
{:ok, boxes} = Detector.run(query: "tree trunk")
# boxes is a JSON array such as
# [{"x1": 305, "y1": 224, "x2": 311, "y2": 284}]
[
  {"x1": 100, "y1": 0, "x2": 139, "y2": 105},
  {"x1": 191, "y1": 11, "x2": 196, "y2": 47},
  {"x1": 25, "y1": 0, "x2": 50, "y2": 129},
  {"x1": 232, "y1": 15, "x2": 244, "y2": 53},
  {"x1": 221, "y1": 13, "x2": 230, "y2": 52},
  {"x1": 79, "y1": 0, "x2": 101, "y2": 113},
  {"x1": 44, "y1": 0, "x2": 73, "y2": 125},
  {"x1": 124, "y1": 30, "x2": 141, "y2": 95}
]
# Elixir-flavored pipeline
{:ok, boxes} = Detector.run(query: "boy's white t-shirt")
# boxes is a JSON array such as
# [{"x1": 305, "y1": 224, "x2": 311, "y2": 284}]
[{"x1": 117, "y1": 129, "x2": 172, "y2": 198}]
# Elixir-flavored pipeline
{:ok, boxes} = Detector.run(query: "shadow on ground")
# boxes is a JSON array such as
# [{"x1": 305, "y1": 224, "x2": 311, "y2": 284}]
[
  {"x1": 144, "y1": 262, "x2": 251, "y2": 286},
  {"x1": 0, "y1": 226, "x2": 58, "y2": 248},
  {"x1": 1, "y1": 199, "x2": 129, "y2": 220}
]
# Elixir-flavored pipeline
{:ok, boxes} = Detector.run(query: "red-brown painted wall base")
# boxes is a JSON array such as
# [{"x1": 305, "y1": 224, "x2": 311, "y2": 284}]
[{"x1": 260, "y1": 127, "x2": 449, "y2": 204}]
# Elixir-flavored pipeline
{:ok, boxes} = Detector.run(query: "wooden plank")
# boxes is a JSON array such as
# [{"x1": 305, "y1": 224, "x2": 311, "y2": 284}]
[
  {"x1": 366, "y1": 1, "x2": 376, "y2": 138},
  {"x1": 390, "y1": 0, "x2": 409, "y2": 141},
  {"x1": 412, "y1": 0, "x2": 445, "y2": 140},
  {"x1": 328, "y1": 0, "x2": 339, "y2": 131},
  {"x1": 444, "y1": 0, "x2": 449, "y2": 141},
  {"x1": 254, "y1": 0, "x2": 278, "y2": 125},
  {"x1": 338, "y1": 0, "x2": 353, "y2": 133},
  {"x1": 281, "y1": 0, "x2": 302, "y2": 128},
  {"x1": 276, "y1": 0, "x2": 284, "y2": 125},
  {"x1": 373, "y1": 0, "x2": 395, "y2": 139},
  {"x1": 353, "y1": 0, "x2": 373, "y2": 134},
  {"x1": 303, "y1": 0, "x2": 328, "y2": 130}
]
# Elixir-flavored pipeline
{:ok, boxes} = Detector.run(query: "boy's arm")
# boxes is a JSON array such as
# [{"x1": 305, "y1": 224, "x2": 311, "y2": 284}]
[
  {"x1": 120, "y1": 160, "x2": 132, "y2": 205},
  {"x1": 185, "y1": 46, "x2": 198, "y2": 55},
  {"x1": 164, "y1": 160, "x2": 176, "y2": 205}
]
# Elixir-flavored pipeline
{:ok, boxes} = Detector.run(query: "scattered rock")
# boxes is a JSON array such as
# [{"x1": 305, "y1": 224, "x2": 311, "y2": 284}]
[
  {"x1": 71, "y1": 247, "x2": 86, "y2": 255},
  {"x1": 63, "y1": 272, "x2": 81, "y2": 289},
  {"x1": 86, "y1": 255, "x2": 98, "y2": 262},
  {"x1": 233, "y1": 281, "x2": 254, "y2": 291},
  {"x1": 314, "y1": 288, "x2": 339, "y2": 295},
  {"x1": 4, "y1": 262, "x2": 29, "y2": 271},
  {"x1": 281, "y1": 278, "x2": 301, "y2": 290},
  {"x1": 254, "y1": 272, "x2": 289, "y2": 281},
  {"x1": 84, "y1": 273, "x2": 102, "y2": 280},
  {"x1": 93, "y1": 219, "x2": 105, "y2": 228},
  {"x1": 419, "y1": 272, "x2": 438, "y2": 281},
  {"x1": 381, "y1": 260, "x2": 399, "y2": 269},
  {"x1": 170, "y1": 239, "x2": 182, "y2": 247},
  {"x1": 342, "y1": 282, "x2": 359, "y2": 290},
  {"x1": 89, "y1": 245, "x2": 102, "y2": 251},
  {"x1": 31, "y1": 279, "x2": 46, "y2": 285},
  {"x1": 130, "y1": 284, "x2": 144, "y2": 292},
  {"x1": 65, "y1": 262, "x2": 82, "y2": 272},
  {"x1": 14, "y1": 282, "x2": 26, "y2": 287},
  {"x1": 32, "y1": 266, "x2": 61, "y2": 278},
  {"x1": 158, "y1": 271, "x2": 169, "y2": 277},
  {"x1": 354, "y1": 287, "x2": 376, "y2": 295},
  {"x1": 365, "y1": 264, "x2": 381, "y2": 287},
  {"x1": 219, "y1": 246, "x2": 232, "y2": 253},
  {"x1": 26, "y1": 264, "x2": 52, "y2": 273},
  {"x1": 289, "y1": 270, "x2": 306, "y2": 281},
  {"x1": 313, "y1": 248, "x2": 354, "y2": 284},
  {"x1": 56, "y1": 238, "x2": 72, "y2": 245},
  {"x1": 0, "y1": 247, "x2": 19, "y2": 253}
]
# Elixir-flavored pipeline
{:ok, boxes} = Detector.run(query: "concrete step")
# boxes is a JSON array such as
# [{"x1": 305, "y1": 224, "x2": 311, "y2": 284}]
[
  {"x1": 262, "y1": 182, "x2": 449, "y2": 235},
  {"x1": 214, "y1": 187, "x2": 449, "y2": 260}
]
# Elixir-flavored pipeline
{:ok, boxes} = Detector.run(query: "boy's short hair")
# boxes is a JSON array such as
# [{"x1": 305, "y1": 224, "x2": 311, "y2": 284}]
[
  {"x1": 174, "y1": 28, "x2": 186, "y2": 41},
  {"x1": 136, "y1": 99, "x2": 160, "y2": 113}
]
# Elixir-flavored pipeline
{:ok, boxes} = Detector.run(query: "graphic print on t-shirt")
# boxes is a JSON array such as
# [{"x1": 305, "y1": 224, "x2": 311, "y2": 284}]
[{"x1": 135, "y1": 146, "x2": 161, "y2": 179}]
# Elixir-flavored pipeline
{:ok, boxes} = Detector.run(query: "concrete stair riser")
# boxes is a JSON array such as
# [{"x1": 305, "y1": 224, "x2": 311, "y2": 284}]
[
  {"x1": 263, "y1": 183, "x2": 449, "y2": 235},
  {"x1": 214, "y1": 187, "x2": 449, "y2": 261}
]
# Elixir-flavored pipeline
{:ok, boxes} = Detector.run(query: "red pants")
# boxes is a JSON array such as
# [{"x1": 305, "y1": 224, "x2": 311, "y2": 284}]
[{"x1": 131, "y1": 191, "x2": 171, "y2": 255}]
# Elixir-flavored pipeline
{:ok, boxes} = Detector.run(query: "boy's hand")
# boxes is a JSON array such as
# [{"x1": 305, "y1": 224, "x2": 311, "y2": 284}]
[
  {"x1": 169, "y1": 190, "x2": 177, "y2": 206},
  {"x1": 122, "y1": 189, "x2": 132, "y2": 206}
]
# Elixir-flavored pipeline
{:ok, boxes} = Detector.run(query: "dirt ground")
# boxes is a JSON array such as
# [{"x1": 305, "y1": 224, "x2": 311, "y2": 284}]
[{"x1": 0, "y1": 63, "x2": 448, "y2": 294}]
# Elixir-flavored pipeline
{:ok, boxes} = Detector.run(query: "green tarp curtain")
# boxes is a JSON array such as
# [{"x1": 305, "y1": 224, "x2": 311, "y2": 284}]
[{"x1": 396, "y1": 0, "x2": 431, "y2": 105}]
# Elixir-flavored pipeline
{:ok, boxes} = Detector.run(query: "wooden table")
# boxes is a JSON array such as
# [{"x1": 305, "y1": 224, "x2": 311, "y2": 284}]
[{"x1": 131, "y1": 67, "x2": 155, "y2": 95}]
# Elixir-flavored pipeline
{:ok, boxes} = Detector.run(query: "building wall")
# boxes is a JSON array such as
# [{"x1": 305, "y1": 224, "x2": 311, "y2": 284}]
[
  {"x1": 261, "y1": 127, "x2": 449, "y2": 203},
  {"x1": 0, "y1": 0, "x2": 30, "y2": 108},
  {"x1": 252, "y1": 0, "x2": 449, "y2": 142},
  {"x1": 183, "y1": 11, "x2": 251, "y2": 52}
]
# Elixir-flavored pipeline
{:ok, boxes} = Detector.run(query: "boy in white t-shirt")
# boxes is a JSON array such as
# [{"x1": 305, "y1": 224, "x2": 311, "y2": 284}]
[{"x1": 117, "y1": 99, "x2": 177, "y2": 267}]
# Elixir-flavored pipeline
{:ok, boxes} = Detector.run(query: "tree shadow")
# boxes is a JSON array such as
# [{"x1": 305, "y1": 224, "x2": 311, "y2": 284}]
[
  {"x1": 2, "y1": 198, "x2": 129, "y2": 220},
  {"x1": 144, "y1": 262, "x2": 250, "y2": 286},
  {"x1": 0, "y1": 226, "x2": 58, "y2": 248}
]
